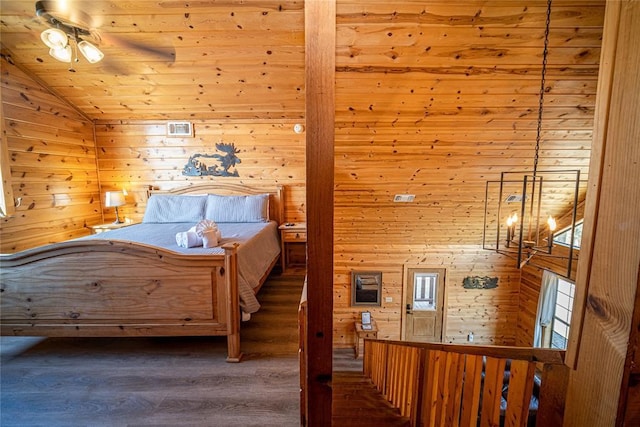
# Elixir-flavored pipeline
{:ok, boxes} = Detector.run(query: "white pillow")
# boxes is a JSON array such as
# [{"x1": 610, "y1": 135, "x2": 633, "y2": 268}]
[
  {"x1": 205, "y1": 194, "x2": 269, "y2": 222},
  {"x1": 142, "y1": 195, "x2": 207, "y2": 223}
]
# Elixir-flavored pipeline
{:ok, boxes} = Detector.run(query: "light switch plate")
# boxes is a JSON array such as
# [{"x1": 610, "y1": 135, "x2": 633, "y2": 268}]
[{"x1": 393, "y1": 194, "x2": 415, "y2": 203}]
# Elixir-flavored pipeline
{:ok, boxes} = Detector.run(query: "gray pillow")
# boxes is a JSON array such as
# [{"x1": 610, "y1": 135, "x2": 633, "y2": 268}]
[
  {"x1": 205, "y1": 194, "x2": 269, "y2": 222},
  {"x1": 142, "y1": 195, "x2": 207, "y2": 223}
]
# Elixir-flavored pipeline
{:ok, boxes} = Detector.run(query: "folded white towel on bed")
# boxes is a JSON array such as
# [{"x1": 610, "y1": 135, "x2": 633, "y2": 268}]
[
  {"x1": 175, "y1": 221, "x2": 222, "y2": 248},
  {"x1": 200, "y1": 230, "x2": 218, "y2": 248},
  {"x1": 195, "y1": 219, "x2": 222, "y2": 248},
  {"x1": 175, "y1": 231, "x2": 202, "y2": 248}
]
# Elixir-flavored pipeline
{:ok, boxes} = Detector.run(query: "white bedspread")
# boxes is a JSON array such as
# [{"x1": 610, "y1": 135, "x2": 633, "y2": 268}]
[{"x1": 82, "y1": 221, "x2": 280, "y2": 313}]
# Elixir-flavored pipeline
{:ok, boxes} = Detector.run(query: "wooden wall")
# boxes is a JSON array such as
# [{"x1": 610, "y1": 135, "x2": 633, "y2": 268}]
[
  {"x1": 93, "y1": 120, "x2": 306, "y2": 224},
  {"x1": 333, "y1": 0, "x2": 604, "y2": 348},
  {"x1": 516, "y1": 201, "x2": 585, "y2": 346},
  {"x1": 516, "y1": 245, "x2": 580, "y2": 346},
  {"x1": 0, "y1": 53, "x2": 100, "y2": 253},
  {"x1": 86, "y1": 1, "x2": 308, "y2": 224},
  {"x1": 334, "y1": 247, "x2": 522, "y2": 346}
]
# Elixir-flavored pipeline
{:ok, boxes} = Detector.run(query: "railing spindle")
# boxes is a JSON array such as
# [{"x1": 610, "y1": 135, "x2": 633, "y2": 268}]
[
  {"x1": 361, "y1": 339, "x2": 568, "y2": 427},
  {"x1": 504, "y1": 359, "x2": 536, "y2": 427},
  {"x1": 460, "y1": 354, "x2": 483, "y2": 427}
]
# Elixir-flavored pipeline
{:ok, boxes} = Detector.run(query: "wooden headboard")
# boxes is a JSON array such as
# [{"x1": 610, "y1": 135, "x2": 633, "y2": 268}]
[{"x1": 147, "y1": 183, "x2": 284, "y2": 225}]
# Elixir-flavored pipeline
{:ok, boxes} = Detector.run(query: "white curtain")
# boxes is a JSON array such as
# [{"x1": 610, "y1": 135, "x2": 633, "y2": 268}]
[{"x1": 533, "y1": 269, "x2": 559, "y2": 347}]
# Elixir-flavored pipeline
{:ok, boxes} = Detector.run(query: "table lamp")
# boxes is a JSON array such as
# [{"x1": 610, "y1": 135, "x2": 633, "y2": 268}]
[{"x1": 104, "y1": 191, "x2": 126, "y2": 224}]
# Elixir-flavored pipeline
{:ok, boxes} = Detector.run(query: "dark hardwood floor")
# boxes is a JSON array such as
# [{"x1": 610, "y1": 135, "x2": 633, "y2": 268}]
[{"x1": 1, "y1": 274, "x2": 305, "y2": 427}]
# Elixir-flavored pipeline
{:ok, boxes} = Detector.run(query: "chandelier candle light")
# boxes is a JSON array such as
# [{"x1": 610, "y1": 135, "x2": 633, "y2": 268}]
[{"x1": 482, "y1": 0, "x2": 581, "y2": 278}]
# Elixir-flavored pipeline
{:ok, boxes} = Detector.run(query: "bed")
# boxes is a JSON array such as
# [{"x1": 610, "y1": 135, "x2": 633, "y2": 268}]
[{"x1": 0, "y1": 183, "x2": 284, "y2": 362}]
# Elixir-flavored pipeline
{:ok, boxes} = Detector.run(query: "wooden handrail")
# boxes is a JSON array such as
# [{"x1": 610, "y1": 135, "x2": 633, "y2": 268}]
[{"x1": 363, "y1": 339, "x2": 569, "y2": 427}]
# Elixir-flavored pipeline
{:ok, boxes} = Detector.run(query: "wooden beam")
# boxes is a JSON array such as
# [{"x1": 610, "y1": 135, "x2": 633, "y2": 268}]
[
  {"x1": 305, "y1": 0, "x2": 336, "y2": 425},
  {"x1": 565, "y1": 0, "x2": 622, "y2": 369},
  {"x1": 564, "y1": 0, "x2": 640, "y2": 424}
]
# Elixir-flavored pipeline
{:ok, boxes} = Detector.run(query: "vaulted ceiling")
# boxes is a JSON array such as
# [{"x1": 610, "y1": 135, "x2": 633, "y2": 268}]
[
  {"x1": 0, "y1": 0, "x2": 305, "y2": 121},
  {"x1": 1, "y1": 0, "x2": 603, "y2": 248}
]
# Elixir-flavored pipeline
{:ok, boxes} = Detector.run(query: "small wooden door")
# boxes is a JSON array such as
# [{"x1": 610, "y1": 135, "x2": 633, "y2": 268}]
[{"x1": 403, "y1": 268, "x2": 445, "y2": 342}]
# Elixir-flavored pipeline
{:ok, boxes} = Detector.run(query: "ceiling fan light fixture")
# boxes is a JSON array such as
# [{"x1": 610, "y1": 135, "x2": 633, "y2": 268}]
[
  {"x1": 77, "y1": 40, "x2": 104, "y2": 63},
  {"x1": 41, "y1": 28, "x2": 68, "y2": 49},
  {"x1": 49, "y1": 45, "x2": 72, "y2": 63}
]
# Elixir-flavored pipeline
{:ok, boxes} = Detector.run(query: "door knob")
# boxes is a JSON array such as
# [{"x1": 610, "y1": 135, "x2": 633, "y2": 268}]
[{"x1": 406, "y1": 304, "x2": 412, "y2": 314}]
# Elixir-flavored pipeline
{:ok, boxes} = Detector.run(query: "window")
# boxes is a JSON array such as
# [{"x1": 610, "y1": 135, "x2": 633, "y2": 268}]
[
  {"x1": 537, "y1": 272, "x2": 576, "y2": 350},
  {"x1": 550, "y1": 278, "x2": 575, "y2": 349},
  {"x1": 413, "y1": 272, "x2": 437, "y2": 311},
  {"x1": 553, "y1": 220, "x2": 583, "y2": 249}
]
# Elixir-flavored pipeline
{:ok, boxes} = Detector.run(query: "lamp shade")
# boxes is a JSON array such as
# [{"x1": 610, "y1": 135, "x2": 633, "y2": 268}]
[
  {"x1": 41, "y1": 28, "x2": 68, "y2": 49},
  {"x1": 104, "y1": 191, "x2": 126, "y2": 208},
  {"x1": 49, "y1": 46, "x2": 72, "y2": 62},
  {"x1": 78, "y1": 40, "x2": 104, "y2": 63}
]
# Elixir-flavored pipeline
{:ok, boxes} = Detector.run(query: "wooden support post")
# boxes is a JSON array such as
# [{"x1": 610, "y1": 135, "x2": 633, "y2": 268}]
[
  {"x1": 538, "y1": 362, "x2": 570, "y2": 426},
  {"x1": 305, "y1": 0, "x2": 336, "y2": 424},
  {"x1": 564, "y1": 0, "x2": 640, "y2": 424},
  {"x1": 223, "y1": 243, "x2": 242, "y2": 363}
]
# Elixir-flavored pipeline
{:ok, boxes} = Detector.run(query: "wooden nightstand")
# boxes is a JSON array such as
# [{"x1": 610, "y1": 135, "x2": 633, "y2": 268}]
[
  {"x1": 89, "y1": 222, "x2": 136, "y2": 234},
  {"x1": 279, "y1": 222, "x2": 307, "y2": 271},
  {"x1": 354, "y1": 320, "x2": 378, "y2": 359}
]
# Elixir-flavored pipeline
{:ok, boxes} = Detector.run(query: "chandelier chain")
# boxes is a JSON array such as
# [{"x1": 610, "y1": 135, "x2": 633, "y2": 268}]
[{"x1": 534, "y1": 0, "x2": 552, "y2": 176}]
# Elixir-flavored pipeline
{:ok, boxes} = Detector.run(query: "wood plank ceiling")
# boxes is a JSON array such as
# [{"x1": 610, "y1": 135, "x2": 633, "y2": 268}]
[{"x1": 0, "y1": 0, "x2": 305, "y2": 121}]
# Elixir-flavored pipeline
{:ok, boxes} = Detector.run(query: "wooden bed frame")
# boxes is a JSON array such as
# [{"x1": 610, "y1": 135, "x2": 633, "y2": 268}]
[{"x1": 0, "y1": 183, "x2": 284, "y2": 362}]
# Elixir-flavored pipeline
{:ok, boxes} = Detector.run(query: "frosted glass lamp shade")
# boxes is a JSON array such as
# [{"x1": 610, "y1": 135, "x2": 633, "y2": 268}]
[
  {"x1": 41, "y1": 28, "x2": 68, "y2": 49},
  {"x1": 49, "y1": 46, "x2": 72, "y2": 63},
  {"x1": 78, "y1": 41, "x2": 104, "y2": 63},
  {"x1": 105, "y1": 191, "x2": 126, "y2": 207}
]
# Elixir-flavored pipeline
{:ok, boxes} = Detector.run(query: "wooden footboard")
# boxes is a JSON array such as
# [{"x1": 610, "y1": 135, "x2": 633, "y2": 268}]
[{"x1": 0, "y1": 240, "x2": 243, "y2": 362}]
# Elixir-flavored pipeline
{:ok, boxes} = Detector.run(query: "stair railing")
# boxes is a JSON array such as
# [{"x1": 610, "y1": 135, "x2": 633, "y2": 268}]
[{"x1": 363, "y1": 339, "x2": 569, "y2": 427}]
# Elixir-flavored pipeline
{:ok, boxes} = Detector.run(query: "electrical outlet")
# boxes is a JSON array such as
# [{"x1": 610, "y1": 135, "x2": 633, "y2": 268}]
[{"x1": 385, "y1": 297, "x2": 393, "y2": 303}]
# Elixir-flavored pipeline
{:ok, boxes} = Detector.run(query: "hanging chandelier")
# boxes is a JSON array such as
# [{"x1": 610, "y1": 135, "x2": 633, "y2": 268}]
[{"x1": 482, "y1": 0, "x2": 581, "y2": 278}]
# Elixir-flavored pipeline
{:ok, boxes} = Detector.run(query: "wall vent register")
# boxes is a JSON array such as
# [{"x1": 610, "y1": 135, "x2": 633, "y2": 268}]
[{"x1": 393, "y1": 194, "x2": 415, "y2": 203}]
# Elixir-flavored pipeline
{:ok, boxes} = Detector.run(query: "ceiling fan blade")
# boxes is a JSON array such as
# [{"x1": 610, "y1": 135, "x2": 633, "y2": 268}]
[{"x1": 99, "y1": 32, "x2": 176, "y2": 63}]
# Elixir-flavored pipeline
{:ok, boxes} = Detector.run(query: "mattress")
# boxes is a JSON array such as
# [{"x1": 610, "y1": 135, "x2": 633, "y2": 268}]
[{"x1": 83, "y1": 221, "x2": 281, "y2": 313}]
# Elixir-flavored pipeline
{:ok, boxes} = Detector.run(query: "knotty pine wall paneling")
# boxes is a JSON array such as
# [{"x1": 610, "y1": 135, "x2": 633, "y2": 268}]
[
  {"x1": 90, "y1": 1, "x2": 307, "y2": 223},
  {"x1": 0, "y1": 53, "x2": 101, "y2": 253},
  {"x1": 515, "y1": 194, "x2": 585, "y2": 345},
  {"x1": 94, "y1": 120, "x2": 306, "y2": 224},
  {"x1": 334, "y1": 246, "x2": 521, "y2": 346},
  {"x1": 515, "y1": 245, "x2": 580, "y2": 346},
  {"x1": 333, "y1": 0, "x2": 604, "y2": 348}
]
